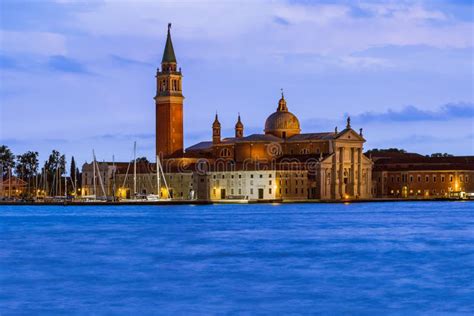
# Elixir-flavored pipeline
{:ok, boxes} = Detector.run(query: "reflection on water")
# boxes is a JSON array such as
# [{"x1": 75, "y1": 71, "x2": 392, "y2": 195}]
[{"x1": 1, "y1": 202, "x2": 473, "y2": 314}]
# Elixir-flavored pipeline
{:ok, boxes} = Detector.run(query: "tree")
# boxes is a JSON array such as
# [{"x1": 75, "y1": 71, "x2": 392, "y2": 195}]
[
  {"x1": 15, "y1": 151, "x2": 39, "y2": 197},
  {"x1": 44, "y1": 150, "x2": 66, "y2": 196},
  {"x1": 15, "y1": 151, "x2": 39, "y2": 180},
  {"x1": 136, "y1": 156, "x2": 149, "y2": 163},
  {"x1": 0, "y1": 145, "x2": 15, "y2": 178},
  {"x1": 69, "y1": 156, "x2": 82, "y2": 195},
  {"x1": 431, "y1": 153, "x2": 453, "y2": 157},
  {"x1": 70, "y1": 156, "x2": 76, "y2": 180},
  {"x1": 365, "y1": 148, "x2": 407, "y2": 155}
]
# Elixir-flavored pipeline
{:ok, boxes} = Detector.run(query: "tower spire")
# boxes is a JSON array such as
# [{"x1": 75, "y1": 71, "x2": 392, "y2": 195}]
[
  {"x1": 213, "y1": 112, "x2": 221, "y2": 144},
  {"x1": 162, "y1": 23, "x2": 177, "y2": 64},
  {"x1": 235, "y1": 113, "x2": 244, "y2": 138},
  {"x1": 277, "y1": 89, "x2": 288, "y2": 112}
]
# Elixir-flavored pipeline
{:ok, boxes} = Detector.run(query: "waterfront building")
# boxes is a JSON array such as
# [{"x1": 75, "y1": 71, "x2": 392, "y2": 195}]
[
  {"x1": 81, "y1": 161, "x2": 127, "y2": 197},
  {"x1": 0, "y1": 176, "x2": 27, "y2": 198},
  {"x1": 371, "y1": 152, "x2": 474, "y2": 198}
]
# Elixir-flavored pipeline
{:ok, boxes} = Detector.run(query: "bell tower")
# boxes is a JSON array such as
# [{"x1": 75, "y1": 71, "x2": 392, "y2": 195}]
[
  {"x1": 212, "y1": 113, "x2": 221, "y2": 144},
  {"x1": 155, "y1": 23, "x2": 184, "y2": 158}
]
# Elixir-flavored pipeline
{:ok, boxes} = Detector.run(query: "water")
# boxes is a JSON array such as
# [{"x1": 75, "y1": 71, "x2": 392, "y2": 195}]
[{"x1": 1, "y1": 202, "x2": 473, "y2": 314}]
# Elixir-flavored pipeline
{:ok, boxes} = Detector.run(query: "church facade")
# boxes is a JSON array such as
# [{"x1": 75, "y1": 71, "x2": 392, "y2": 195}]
[{"x1": 155, "y1": 25, "x2": 373, "y2": 201}]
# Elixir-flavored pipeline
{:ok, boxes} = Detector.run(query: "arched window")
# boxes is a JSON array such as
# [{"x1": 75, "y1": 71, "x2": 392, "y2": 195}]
[{"x1": 220, "y1": 148, "x2": 231, "y2": 157}]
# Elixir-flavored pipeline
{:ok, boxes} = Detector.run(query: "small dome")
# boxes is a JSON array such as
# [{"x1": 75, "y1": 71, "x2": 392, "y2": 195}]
[{"x1": 264, "y1": 93, "x2": 300, "y2": 138}]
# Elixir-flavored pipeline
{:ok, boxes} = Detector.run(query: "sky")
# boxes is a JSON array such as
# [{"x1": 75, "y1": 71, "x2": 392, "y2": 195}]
[{"x1": 0, "y1": 0, "x2": 473, "y2": 168}]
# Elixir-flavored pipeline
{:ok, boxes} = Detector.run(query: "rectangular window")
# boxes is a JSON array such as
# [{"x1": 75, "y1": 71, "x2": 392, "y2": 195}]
[
  {"x1": 269, "y1": 174, "x2": 272, "y2": 178},
  {"x1": 391, "y1": 176, "x2": 394, "y2": 183},
  {"x1": 450, "y1": 175, "x2": 453, "y2": 182},
  {"x1": 433, "y1": 176, "x2": 436, "y2": 183},
  {"x1": 460, "y1": 175, "x2": 463, "y2": 182},
  {"x1": 269, "y1": 180, "x2": 272, "y2": 185},
  {"x1": 441, "y1": 175, "x2": 445, "y2": 183},
  {"x1": 259, "y1": 174, "x2": 263, "y2": 178},
  {"x1": 269, "y1": 188, "x2": 272, "y2": 194},
  {"x1": 425, "y1": 175, "x2": 429, "y2": 182},
  {"x1": 410, "y1": 175, "x2": 413, "y2": 183},
  {"x1": 239, "y1": 189, "x2": 241, "y2": 194},
  {"x1": 466, "y1": 176, "x2": 469, "y2": 183},
  {"x1": 397, "y1": 177, "x2": 400, "y2": 183},
  {"x1": 250, "y1": 188, "x2": 253, "y2": 194},
  {"x1": 251, "y1": 174, "x2": 254, "y2": 178},
  {"x1": 418, "y1": 175, "x2": 421, "y2": 182}
]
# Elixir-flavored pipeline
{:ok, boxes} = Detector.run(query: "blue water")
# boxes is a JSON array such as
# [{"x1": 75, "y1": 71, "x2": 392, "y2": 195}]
[{"x1": 1, "y1": 202, "x2": 473, "y2": 314}]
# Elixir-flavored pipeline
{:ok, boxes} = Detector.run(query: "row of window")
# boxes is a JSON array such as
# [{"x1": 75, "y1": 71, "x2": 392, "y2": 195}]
[
  {"x1": 219, "y1": 147, "x2": 324, "y2": 157},
  {"x1": 212, "y1": 173, "x2": 273, "y2": 179},
  {"x1": 212, "y1": 187, "x2": 306, "y2": 196},
  {"x1": 390, "y1": 189, "x2": 449, "y2": 195},
  {"x1": 388, "y1": 174, "x2": 469, "y2": 184}
]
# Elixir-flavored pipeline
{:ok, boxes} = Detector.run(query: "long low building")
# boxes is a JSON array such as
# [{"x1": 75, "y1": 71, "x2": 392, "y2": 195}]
[{"x1": 371, "y1": 152, "x2": 474, "y2": 198}]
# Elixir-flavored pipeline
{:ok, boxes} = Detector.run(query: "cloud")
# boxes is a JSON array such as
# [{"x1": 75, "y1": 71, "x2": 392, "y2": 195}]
[
  {"x1": 0, "y1": 30, "x2": 66, "y2": 56},
  {"x1": 273, "y1": 16, "x2": 290, "y2": 26},
  {"x1": 47, "y1": 55, "x2": 90, "y2": 74},
  {"x1": 109, "y1": 54, "x2": 153, "y2": 67},
  {"x1": 0, "y1": 55, "x2": 19, "y2": 70},
  {"x1": 351, "y1": 103, "x2": 474, "y2": 123},
  {"x1": 1, "y1": 0, "x2": 473, "y2": 159}
]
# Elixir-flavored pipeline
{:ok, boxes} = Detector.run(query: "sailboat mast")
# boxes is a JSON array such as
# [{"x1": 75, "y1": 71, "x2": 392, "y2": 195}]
[
  {"x1": 92, "y1": 151, "x2": 96, "y2": 197},
  {"x1": 133, "y1": 141, "x2": 137, "y2": 199},
  {"x1": 157, "y1": 156, "x2": 169, "y2": 199},
  {"x1": 112, "y1": 155, "x2": 116, "y2": 202},
  {"x1": 156, "y1": 155, "x2": 160, "y2": 198}
]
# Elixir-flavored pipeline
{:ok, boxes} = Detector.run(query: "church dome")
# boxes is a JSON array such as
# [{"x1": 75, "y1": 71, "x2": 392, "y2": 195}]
[{"x1": 264, "y1": 93, "x2": 301, "y2": 138}]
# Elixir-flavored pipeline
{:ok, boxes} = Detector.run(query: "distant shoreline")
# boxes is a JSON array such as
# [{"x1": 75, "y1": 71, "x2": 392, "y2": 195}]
[{"x1": 0, "y1": 198, "x2": 471, "y2": 206}]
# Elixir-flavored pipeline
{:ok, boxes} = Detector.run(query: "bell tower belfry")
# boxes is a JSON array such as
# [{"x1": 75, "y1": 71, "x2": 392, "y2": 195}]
[{"x1": 155, "y1": 23, "x2": 184, "y2": 158}]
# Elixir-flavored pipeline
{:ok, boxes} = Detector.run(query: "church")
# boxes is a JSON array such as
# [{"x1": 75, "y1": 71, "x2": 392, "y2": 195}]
[{"x1": 155, "y1": 24, "x2": 373, "y2": 200}]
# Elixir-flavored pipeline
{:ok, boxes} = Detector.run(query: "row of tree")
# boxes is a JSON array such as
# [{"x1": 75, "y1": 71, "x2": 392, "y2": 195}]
[
  {"x1": 0, "y1": 145, "x2": 81, "y2": 198},
  {"x1": 365, "y1": 148, "x2": 453, "y2": 157}
]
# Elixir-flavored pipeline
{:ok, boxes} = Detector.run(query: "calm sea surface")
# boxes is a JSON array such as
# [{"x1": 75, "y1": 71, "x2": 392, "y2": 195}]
[{"x1": 1, "y1": 202, "x2": 473, "y2": 314}]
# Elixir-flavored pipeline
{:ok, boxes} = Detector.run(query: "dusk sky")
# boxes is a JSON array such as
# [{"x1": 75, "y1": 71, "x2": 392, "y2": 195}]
[{"x1": 1, "y1": 0, "x2": 473, "y2": 168}]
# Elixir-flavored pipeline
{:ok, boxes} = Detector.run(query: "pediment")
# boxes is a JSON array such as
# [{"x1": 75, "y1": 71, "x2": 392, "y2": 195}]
[{"x1": 335, "y1": 128, "x2": 365, "y2": 142}]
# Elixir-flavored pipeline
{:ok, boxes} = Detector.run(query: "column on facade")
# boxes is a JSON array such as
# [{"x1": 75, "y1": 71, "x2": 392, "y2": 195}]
[
  {"x1": 339, "y1": 147, "x2": 344, "y2": 198},
  {"x1": 351, "y1": 147, "x2": 356, "y2": 197},
  {"x1": 331, "y1": 150, "x2": 337, "y2": 199},
  {"x1": 357, "y1": 148, "x2": 362, "y2": 197}
]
